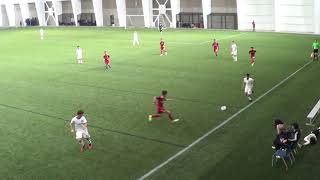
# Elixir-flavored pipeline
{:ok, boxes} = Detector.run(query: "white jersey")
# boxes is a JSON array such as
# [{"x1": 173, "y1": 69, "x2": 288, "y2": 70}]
[
  {"x1": 244, "y1": 77, "x2": 254, "y2": 89},
  {"x1": 40, "y1": 29, "x2": 44, "y2": 36},
  {"x1": 76, "y1": 48, "x2": 83, "y2": 59},
  {"x1": 71, "y1": 116, "x2": 88, "y2": 132},
  {"x1": 133, "y1": 32, "x2": 139, "y2": 41},
  {"x1": 231, "y1": 44, "x2": 237, "y2": 53}
]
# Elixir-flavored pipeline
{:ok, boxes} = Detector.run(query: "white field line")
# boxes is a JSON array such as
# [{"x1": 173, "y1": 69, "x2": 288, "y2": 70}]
[{"x1": 137, "y1": 60, "x2": 313, "y2": 180}]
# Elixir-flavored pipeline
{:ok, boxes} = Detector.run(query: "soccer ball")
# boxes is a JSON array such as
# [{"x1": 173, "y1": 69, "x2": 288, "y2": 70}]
[
  {"x1": 220, "y1": 106, "x2": 227, "y2": 111},
  {"x1": 310, "y1": 53, "x2": 314, "y2": 59}
]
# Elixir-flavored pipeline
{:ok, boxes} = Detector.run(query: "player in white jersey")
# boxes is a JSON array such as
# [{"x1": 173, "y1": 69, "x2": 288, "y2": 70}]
[
  {"x1": 133, "y1": 31, "x2": 140, "y2": 46},
  {"x1": 40, "y1": 28, "x2": 44, "y2": 40},
  {"x1": 243, "y1": 73, "x2": 254, "y2": 102},
  {"x1": 231, "y1": 41, "x2": 238, "y2": 61},
  {"x1": 76, "y1": 46, "x2": 83, "y2": 64},
  {"x1": 70, "y1": 110, "x2": 93, "y2": 152}
]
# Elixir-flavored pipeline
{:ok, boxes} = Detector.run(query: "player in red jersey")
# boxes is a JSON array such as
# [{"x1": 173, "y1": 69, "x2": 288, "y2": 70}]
[
  {"x1": 249, "y1": 47, "x2": 256, "y2": 66},
  {"x1": 103, "y1": 51, "x2": 111, "y2": 70},
  {"x1": 160, "y1": 38, "x2": 167, "y2": 56},
  {"x1": 148, "y1": 90, "x2": 179, "y2": 123},
  {"x1": 212, "y1": 39, "x2": 219, "y2": 56}
]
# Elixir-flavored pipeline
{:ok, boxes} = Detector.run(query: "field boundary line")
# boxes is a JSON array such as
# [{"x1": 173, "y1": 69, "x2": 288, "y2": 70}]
[{"x1": 137, "y1": 60, "x2": 312, "y2": 180}]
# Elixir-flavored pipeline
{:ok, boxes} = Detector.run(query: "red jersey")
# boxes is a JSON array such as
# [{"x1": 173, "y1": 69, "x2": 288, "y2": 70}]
[
  {"x1": 212, "y1": 42, "x2": 219, "y2": 49},
  {"x1": 104, "y1": 54, "x2": 110, "y2": 64},
  {"x1": 156, "y1": 96, "x2": 166, "y2": 107},
  {"x1": 249, "y1": 49, "x2": 256, "y2": 57},
  {"x1": 160, "y1": 41, "x2": 165, "y2": 48}
]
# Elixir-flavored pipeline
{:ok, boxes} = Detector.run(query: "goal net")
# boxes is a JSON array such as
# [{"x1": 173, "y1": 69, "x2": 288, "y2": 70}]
[{"x1": 125, "y1": 15, "x2": 145, "y2": 29}]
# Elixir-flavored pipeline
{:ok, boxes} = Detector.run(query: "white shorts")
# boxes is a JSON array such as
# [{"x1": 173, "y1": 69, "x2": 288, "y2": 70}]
[
  {"x1": 75, "y1": 129, "x2": 90, "y2": 139},
  {"x1": 245, "y1": 87, "x2": 252, "y2": 95},
  {"x1": 231, "y1": 51, "x2": 237, "y2": 56}
]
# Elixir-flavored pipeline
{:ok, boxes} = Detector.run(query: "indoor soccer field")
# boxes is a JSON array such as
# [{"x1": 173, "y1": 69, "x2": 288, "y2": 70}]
[{"x1": 0, "y1": 27, "x2": 320, "y2": 180}]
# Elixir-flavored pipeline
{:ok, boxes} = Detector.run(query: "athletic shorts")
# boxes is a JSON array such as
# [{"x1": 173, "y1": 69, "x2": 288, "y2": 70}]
[
  {"x1": 314, "y1": 49, "x2": 318, "y2": 53},
  {"x1": 157, "y1": 107, "x2": 165, "y2": 114},
  {"x1": 245, "y1": 87, "x2": 253, "y2": 95},
  {"x1": 76, "y1": 129, "x2": 90, "y2": 139}
]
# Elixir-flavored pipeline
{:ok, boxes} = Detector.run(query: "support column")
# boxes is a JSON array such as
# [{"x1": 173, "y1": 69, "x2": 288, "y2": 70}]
[
  {"x1": 314, "y1": 0, "x2": 320, "y2": 34},
  {"x1": 0, "y1": 5, "x2": 3, "y2": 27},
  {"x1": 71, "y1": 0, "x2": 81, "y2": 26},
  {"x1": 52, "y1": 0, "x2": 62, "y2": 26},
  {"x1": 201, "y1": 0, "x2": 211, "y2": 29},
  {"x1": 5, "y1": 3, "x2": 15, "y2": 27},
  {"x1": 92, "y1": 0, "x2": 103, "y2": 26},
  {"x1": 171, "y1": 0, "x2": 180, "y2": 28},
  {"x1": 20, "y1": 2, "x2": 31, "y2": 26},
  {"x1": 274, "y1": 0, "x2": 281, "y2": 32},
  {"x1": 142, "y1": 0, "x2": 152, "y2": 27},
  {"x1": 116, "y1": 0, "x2": 126, "y2": 27},
  {"x1": 35, "y1": 0, "x2": 46, "y2": 26}
]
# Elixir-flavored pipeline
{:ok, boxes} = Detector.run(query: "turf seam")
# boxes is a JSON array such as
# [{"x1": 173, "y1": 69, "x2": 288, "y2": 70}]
[
  {"x1": 53, "y1": 81, "x2": 243, "y2": 109},
  {"x1": 0, "y1": 103, "x2": 187, "y2": 148},
  {"x1": 137, "y1": 60, "x2": 313, "y2": 180}
]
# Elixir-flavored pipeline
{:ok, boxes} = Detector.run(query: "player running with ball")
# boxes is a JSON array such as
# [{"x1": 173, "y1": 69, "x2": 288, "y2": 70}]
[
  {"x1": 160, "y1": 38, "x2": 167, "y2": 56},
  {"x1": 70, "y1": 110, "x2": 93, "y2": 152},
  {"x1": 148, "y1": 90, "x2": 179, "y2": 123},
  {"x1": 243, "y1": 73, "x2": 255, "y2": 102}
]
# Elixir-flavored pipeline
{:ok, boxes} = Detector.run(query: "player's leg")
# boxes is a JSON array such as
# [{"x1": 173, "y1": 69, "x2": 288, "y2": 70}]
[
  {"x1": 315, "y1": 50, "x2": 319, "y2": 60},
  {"x1": 247, "y1": 89, "x2": 253, "y2": 102},
  {"x1": 84, "y1": 130, "x2": 93, "y2": 150},
  {"x1": 148, "y1": 113, "x2": 161, "y2": 122},
  {"x1": 165, "y1": 110, "x2": 179, "y2": 122},
  {"x1": 76, "y1": 131, "x2": 85, "y2": 152}
]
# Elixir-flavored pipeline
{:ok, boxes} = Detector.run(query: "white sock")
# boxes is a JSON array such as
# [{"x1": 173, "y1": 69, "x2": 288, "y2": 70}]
[{"x1": 235, "y1": 56, "x2": 237, "y2": 61}]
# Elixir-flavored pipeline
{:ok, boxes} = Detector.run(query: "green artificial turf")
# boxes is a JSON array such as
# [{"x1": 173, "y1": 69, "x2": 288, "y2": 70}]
[{"x1": 0, "y1": 27, "x2": 319, "y2": 180}]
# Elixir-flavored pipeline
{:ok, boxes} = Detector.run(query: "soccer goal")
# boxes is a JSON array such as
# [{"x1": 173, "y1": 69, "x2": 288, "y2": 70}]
[{"x1": 125, "y1": 15, "x2": 145, "y2": 29}]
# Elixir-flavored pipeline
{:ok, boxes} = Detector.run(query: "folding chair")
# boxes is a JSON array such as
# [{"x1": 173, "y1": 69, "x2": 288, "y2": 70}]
[{"x1": 272, "y1": 149, "x2": 293, "y2": 171}]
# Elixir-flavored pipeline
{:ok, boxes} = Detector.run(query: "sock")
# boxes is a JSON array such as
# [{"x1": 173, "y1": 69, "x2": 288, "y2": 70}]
[
  {"x1": 168, "y1": 113, "x2": 174, "y2": 121},
  {"x1": 79, "y1": 140, "x2": 85, "y2": 147},
  {"x1": 152, "y1": 114, "x2": 161, "y2": 118},
  {"x1": 235, "y1": 56, "x2": 237, "y2": 61}
]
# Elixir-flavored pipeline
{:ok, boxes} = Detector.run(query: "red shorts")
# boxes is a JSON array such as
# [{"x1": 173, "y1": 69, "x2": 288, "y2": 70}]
[
  {"x1": 160, "y1": 47, "x2": 165, "y2": 51},
  {"x1": 250, "y1": 56, "x2": 256, "y2": 59},
  {"x1": 157, "y1": 106, "x2": 165, "y2": 114},
  {"x1": 105, "y1": 60, "x2": 110, "y2": 65},
  {"x1": 213, "y1": 47, "x2": 219, "y2": 52}
]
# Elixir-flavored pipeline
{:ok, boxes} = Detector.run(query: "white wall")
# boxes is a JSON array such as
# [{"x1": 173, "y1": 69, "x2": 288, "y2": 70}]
[
  {"x1": 275, "y1": 0, "x2": 314, "y2": 33},
  {"x1": 212, "y1": 0, "x2": 236, "y2": 13},
  {"x1": 180, "y1": 0, "x2": 202, "y2": 13},
  {"x1": 237, "y1": 0, "x2": 274, "y2": 31}
]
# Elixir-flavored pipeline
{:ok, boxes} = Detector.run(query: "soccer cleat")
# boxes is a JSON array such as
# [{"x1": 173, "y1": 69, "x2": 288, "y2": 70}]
[
  {"x1": 165, "y1": 52, "x2": 168, "y2": 56},
  {"x1": 160, "y1": 54, "x2": 163, "y2": 56},
  {"x1": 88, "y1": 143, "x2": 93, "y2": 150},
  {"x1": 148, "y1": 115, "x2": 152, "y2": 122},
  {"x1": 172, "y1": 119, "x2": 180, "y2": 123}
]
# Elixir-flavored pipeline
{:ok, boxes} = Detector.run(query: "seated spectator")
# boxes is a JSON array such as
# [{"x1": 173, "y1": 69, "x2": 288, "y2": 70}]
[
  {"x1": 303, "y1": 127, "x2": 320, "y2": 146},
  {"x1": 272, "y1": 119, "x2": 290, "y2": 150},
  {"x1": 288, "y1": 123, "x2": 301, "y2": 143}
]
